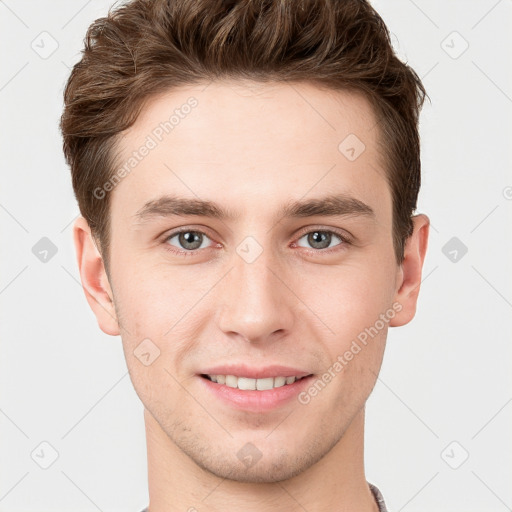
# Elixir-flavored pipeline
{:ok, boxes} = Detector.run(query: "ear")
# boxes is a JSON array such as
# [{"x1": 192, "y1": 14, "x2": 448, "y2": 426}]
[
  {"x1": 72, "y1": 216, "x2": 120, "y2": 336},
  {"x1": 389, "y1": 214, "x2": 430, "y2": 327}
]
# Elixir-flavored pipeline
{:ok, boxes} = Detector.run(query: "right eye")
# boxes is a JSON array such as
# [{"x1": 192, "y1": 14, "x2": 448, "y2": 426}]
[{"x1": 163, "y1": 229, "x2": 215, "y2": 254}]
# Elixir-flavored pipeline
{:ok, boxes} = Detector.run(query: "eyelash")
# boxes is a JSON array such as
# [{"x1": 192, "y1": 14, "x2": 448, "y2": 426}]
[{"x1": 161, "y1": 227, "x2": 352, "y2": 257}]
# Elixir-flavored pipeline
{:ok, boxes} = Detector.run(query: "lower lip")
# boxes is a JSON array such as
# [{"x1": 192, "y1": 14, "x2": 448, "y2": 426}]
[{"x1": 198, "y1": 375, "x2": 314, "y2": 412}]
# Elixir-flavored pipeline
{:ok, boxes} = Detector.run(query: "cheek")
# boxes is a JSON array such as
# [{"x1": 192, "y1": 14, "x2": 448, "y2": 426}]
[
  {"x1": 301, "y1": 262, "x2": 393, "y2": 409},
  {"x1": 113, "y1": 255, "x2": 197, "y2": 330},
  {"x1": 302, "y1": 277, "x2": 390, "y2": 416},
  {"x1": 309, "y1": 263, "x2": 395, "y2": 345},
  {"x1": 111, "y1": 260, "x2": 212, "y2": 378},
  {"x1": 114, "y1": 279, "x2": 192, "y2": 413}
]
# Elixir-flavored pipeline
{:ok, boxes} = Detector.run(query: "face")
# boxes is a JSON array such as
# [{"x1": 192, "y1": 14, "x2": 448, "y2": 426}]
[{"x1": 76, "y1": 80, "x2": 428, "y2": 483}]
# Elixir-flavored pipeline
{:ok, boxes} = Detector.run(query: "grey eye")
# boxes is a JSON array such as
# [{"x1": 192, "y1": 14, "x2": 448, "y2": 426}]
[
  {"x1": 167, "y1": 231, "x2": 210, "y2": 251},
  {"x1": 297, "y1": 231, "x2": 343, "y2": 250}
]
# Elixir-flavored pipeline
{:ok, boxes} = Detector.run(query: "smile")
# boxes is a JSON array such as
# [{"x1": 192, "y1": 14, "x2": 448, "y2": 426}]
[{"x1": 201, "y1": 374, "x2": 310, "y2": 390}]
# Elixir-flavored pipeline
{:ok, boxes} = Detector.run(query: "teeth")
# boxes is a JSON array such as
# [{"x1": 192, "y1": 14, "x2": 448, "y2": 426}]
[
  {"x1": 274, "y1": 376, "x2": 286, "y2": 387},
  {"x1": 238, "y1": 377, "x2": 256, "y2": 390},
  {"x1": 206, "y1": 374, "x2": 306, "y2": 390},
  {"x1": 225, "y1": 375, "x2": 238, "y2": 388},
  {"x1": 257, "y1": 377, "x2": 275, "y2": 390}
]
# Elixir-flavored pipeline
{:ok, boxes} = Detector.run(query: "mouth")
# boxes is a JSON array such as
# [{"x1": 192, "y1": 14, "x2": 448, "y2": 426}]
[
  {"x1": 197, "y1": 371, "x2": 315, "y2": 412},
  {"x1": 200, "y1": 373, "x2": 313, "y2": 391}
]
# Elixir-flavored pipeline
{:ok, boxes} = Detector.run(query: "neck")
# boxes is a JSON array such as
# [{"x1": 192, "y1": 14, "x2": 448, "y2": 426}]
[{"x1": 144, "y1": 407, "x2": 379, "y2": 512}]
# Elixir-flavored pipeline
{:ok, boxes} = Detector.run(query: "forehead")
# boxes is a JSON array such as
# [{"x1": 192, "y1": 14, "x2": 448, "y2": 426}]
[{"x1": 111, "y1": 80, "x2": 389, "y2": 222}]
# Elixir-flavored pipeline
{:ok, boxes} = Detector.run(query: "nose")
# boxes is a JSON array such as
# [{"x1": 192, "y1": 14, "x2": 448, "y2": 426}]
[{"x1": 215, "y1": 244, "x2": 295, "y2": 345}]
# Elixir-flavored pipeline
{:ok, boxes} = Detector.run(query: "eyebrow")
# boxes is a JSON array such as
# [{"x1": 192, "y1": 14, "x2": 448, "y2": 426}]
[{"x1": 133, "y1": 193, "x2": 375, "y2": 224}]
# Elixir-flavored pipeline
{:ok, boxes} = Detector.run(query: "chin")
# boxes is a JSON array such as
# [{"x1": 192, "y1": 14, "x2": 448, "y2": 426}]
[
  {"x1": 182, "y1": 432, "x2": 336, "y2": 484},
  {"x1": 196, "y1": 454, "x2": 310, "y2": 484}
]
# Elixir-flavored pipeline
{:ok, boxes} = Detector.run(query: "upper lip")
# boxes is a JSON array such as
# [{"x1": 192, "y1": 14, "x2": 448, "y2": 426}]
[{"x1": 199, "y1": 364, "x2": 312, "y2": 379}]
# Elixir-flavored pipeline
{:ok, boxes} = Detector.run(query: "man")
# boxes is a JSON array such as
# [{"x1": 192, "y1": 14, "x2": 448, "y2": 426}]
[{"x1": 61, "y1": 0, "x2": 429, "y2": 510}]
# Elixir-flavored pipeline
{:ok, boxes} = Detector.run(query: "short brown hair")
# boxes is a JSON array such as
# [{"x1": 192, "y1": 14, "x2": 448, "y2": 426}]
[{"x1": 60, "y1": 0, "x2": 427, "y2": 274}]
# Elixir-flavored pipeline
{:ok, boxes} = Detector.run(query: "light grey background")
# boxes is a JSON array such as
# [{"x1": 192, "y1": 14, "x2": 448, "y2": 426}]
[{"x1": 1, "y1": 1, "x2": 511, "y2": 511}]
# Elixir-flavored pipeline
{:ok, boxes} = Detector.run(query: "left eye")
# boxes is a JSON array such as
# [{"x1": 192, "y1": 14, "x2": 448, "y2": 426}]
[
  {"x1": 165, "y1": 230, "x2": 212, "y2": 251},
  {"x1": 296, "y1": 230, "x2": 344, "y2": 250}
]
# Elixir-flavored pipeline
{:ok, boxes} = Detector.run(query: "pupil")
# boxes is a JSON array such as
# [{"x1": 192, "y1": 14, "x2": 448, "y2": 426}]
[
  {"x1": 180, "y1": 231, "x2": 202, "y2": 250},
  {"x1": 309, "y1": 231, "x2": 330, "y2": 249}
]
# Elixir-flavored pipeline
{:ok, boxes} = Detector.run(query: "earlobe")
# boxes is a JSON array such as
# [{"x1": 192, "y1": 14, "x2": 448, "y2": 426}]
[
  {"x1": 73, "y1": 216, "x2": 120, "y2": 336},
  {"x1": 390, "y1": 214, "x2": 430, "y2": 327}
]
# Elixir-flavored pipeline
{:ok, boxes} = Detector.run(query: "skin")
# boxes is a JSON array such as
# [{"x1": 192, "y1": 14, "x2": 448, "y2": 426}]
[{"x1": 73, "y1": 80, "x2": 429, "y2": 512}]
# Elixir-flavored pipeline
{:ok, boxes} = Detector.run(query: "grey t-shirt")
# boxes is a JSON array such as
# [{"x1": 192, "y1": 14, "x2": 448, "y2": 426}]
[
  {"x1": 369, "y1": 482, "x2": 389, "y2": 512},
  {"x1": 139, "y1": 481, "x2": 388, "y2": 511}
]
